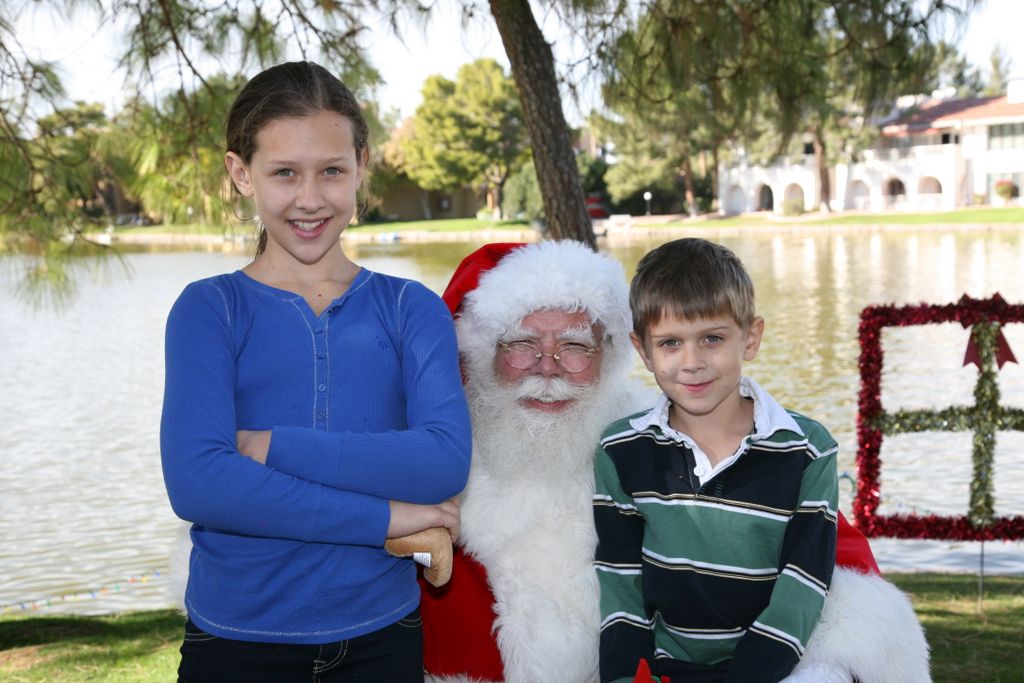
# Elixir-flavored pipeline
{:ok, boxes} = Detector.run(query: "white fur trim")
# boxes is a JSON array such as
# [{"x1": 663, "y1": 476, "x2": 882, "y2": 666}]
[
  {"x1": 794, "y1": 567, "x2": 932, "y2": 683},
  {"x1": 456, "y1": 383, "x2": 650, "y2": 683},
  {"x1": 456, "y1": 241, "x2": 634, "y2": 381}
]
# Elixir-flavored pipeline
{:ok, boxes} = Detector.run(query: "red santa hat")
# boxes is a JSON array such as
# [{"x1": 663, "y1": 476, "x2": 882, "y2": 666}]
[
  {"x1": 441, "y1": 242, "x2": 526, "y2": 316},
  {"x1": 443, "y1": 240, "x2": 635, "y2": 379}
]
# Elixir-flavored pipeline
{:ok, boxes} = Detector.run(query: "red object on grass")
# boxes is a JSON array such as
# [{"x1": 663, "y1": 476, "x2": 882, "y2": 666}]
[{"x1": 633, "y1": 658, "x2": 669, "y2": 682}]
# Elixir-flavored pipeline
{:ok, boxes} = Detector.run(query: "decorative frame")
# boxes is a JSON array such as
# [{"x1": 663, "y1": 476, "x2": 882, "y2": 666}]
[{"x1": 855, "y1": 294, "x2": 1024, "y2": 540}]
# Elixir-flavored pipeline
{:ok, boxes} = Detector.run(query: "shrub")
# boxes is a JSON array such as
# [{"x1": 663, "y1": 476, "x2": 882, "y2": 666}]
[
  {"x1": 502, "y1": 161, "x2": 544, "y2": 222},
  {"x1": 781, "y1": 197, "x2": 805, "y2": 216},
  {"x1": 994, "y1": 179, "x2": 1018, "y2": 200}
]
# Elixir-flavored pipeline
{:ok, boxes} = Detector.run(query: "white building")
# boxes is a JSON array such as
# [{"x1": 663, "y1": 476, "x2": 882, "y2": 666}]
[{"x1": 720, "y1": 80, "x2": 1024, "y2": 214}]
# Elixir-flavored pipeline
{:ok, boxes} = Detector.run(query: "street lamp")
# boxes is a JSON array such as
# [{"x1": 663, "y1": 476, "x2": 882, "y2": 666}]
[{"x1": 643, "y1": 190, "x2": 652, "y2": 216}]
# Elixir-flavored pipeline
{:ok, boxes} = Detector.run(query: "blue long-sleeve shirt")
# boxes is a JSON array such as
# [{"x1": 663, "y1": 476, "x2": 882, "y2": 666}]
[{"x1": 160, "y1": 268, "x2": 471, "y2": 644}]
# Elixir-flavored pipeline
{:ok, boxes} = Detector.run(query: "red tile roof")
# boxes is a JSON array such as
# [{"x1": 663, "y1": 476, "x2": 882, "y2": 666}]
[{"x1": 882, "y1": 95, "x2": 1024, "y2": 136}]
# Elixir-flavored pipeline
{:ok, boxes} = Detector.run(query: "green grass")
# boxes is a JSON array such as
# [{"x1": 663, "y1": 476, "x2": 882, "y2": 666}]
[
  {"x1": 2, "y1": 574, "x2": 1021, "y2": 682},
  {"x1": 107, "y1": 217, "x2": 530, "y2": 239},
  {"x1": 662, "y1": 214, "x2": 775, "y2": 228},
  {"x1": 102, "y1": 207, "x2": 1024, "y2": 241},
  {"x1": 0, "y1": 609, "x2": 182, "y2": 682},
  {"x1": 803, "y1": 206, "x2": 1024, "y2": 225},
  {"x1": 663, "y1": 206, "x2": 1024, "y2": 228},
  {"x1": 111, "y1": 223, "x2": 234, "y2": 236},
  {"x1": 888, "y1": 573, "x2": 1024, "y2": 683},
  {"x1": 348, "y1": 217, "x2": 530, "y2": 233}
]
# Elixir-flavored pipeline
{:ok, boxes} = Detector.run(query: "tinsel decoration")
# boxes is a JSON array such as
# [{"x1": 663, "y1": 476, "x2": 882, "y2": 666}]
[{"x1": 855, "y1": 293, "x2": 1024, "y2": 541}]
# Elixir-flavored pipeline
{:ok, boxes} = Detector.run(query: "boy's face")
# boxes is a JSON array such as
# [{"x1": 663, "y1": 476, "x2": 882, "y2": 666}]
[{"x1": 630, "y1": 312, "x2": 764, "y2": 432}]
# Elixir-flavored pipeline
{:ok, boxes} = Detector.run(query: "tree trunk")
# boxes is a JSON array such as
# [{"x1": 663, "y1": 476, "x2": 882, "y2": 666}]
[
  {"x1": 494, "y1": 171, "x2": 509, "y2": 220},
  {"x1": 487, "y1": 187, "x2": 501, "y2": 220},
  {"x1": 420, "y1": 189, "x2": 433, "y2": 220},
  {"x1": 488, "y1": 0, "x2": 595, "y2": 248},
  {"x1": 711, "y1": 144, "x2": 720, "y2": 213},
  {"x1": 813, "y1": 127, "x2": 831, "y2": 213},
  {"x1": 681, "y1": 155, "x2": 698, "y2": 217}
]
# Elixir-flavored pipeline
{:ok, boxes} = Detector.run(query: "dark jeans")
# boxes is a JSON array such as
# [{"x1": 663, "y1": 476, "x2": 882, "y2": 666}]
[{"x1": 177, "y1": 608, "x2": 424, "y2": 682}]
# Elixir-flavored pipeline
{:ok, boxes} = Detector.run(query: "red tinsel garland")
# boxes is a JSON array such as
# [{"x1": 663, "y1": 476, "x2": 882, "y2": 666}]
[{"x1": 855, "y1": 293, "x2": 1024, "y2": 541}]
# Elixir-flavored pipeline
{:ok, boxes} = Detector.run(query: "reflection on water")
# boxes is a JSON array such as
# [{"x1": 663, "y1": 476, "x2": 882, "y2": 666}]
[{"x1": 1, "y1": 227, "x2": 1022, "y2": 616}]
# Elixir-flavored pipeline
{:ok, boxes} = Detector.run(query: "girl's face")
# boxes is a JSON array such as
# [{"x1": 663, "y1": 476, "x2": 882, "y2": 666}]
[{"x1": 225, "y1": 110, "x2": 365, "y2": 269}]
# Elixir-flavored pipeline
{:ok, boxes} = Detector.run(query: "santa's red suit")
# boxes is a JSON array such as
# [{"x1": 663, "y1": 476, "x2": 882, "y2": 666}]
[{"x1": 420, "y1": 242, "x2": 931, "y2": 683}]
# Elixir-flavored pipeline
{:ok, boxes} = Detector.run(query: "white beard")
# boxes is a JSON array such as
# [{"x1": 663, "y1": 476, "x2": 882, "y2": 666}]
[{"x1": 456, "y1": 358, "x2": 629, "y2": 683}]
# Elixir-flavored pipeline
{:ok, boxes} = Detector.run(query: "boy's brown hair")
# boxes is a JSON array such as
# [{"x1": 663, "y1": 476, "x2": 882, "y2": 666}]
[{"x1": 629, "y1": 238, "x2": 756, "y2": 344}]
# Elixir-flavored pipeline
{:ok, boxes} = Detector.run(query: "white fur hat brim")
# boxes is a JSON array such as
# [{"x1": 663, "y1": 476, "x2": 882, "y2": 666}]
[{"x1": 455, "y1": 241, "x2": 634, "y2": 379}]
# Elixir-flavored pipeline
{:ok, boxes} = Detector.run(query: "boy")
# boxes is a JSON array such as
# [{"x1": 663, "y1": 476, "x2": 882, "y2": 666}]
[{"x1": 593, "y1": 238, "x2": 838, "y2": 683}]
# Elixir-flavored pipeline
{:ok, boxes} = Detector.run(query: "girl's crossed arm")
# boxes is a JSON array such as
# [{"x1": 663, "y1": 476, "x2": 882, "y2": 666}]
[{"x1": 236, "y1": 282, "x2": 472, "y2": 505}]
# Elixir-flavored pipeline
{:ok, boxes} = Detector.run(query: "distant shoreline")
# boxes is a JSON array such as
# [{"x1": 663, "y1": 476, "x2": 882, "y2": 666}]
[{"x1": 95, "y1": 218, "x2": 1023, "y2": 249}]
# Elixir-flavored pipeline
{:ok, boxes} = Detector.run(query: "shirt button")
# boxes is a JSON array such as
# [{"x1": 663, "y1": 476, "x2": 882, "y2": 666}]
[
  {"x1": 314, "y1": 326, "x2": 324, "y2": 334},
  {"x1": 318, "y1": 384, "x2": 326, "y2": 392},
  {"x1": 693, "y1": 466, "x2": 705, "y2": 477},
  {"x1": 317, "y1": 412, "x2": 326, "y2": 421},
  {"x1": 317, "y1": 351, "x2": 326, "y2": 359}
]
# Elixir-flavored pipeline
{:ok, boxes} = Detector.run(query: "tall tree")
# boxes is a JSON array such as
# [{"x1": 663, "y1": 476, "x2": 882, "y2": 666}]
[
  {"x1": 926, "y1": 41, "x2": 984, "y2": 97},
  {"x1": 0, "y1": 99, "x2": 128, "y2": 303},
  {"x1": 2, "y1": 0, "x2": 605, "y2": 255},
  {"x1": 109, "y1": 74, "x2": 244, "y2": 226},
  {"x1": 1, "y1": 0, "x2": 979, "y2": 265},
  {"x1": 488, "y1": 0, "x2": 599, "y2": 247},
  {"x1": 0, "y1": 0, "x2": 386, "y2": 297},
  {"x1": 600, "y1": 7, "x2": 748, "y2": 215},
  {"x1": 601, "y1": 0, "x2": 971, "y2": 212},
  {"x1": 400, "y1": 58, "x2": 528, "y2": 219},
  {"x1": 983, "y1": 44, "x2": 1013, "y2": 96}
]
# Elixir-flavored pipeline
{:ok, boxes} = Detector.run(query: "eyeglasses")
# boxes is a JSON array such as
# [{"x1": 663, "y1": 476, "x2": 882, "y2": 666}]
[{"x1": 497, "y1": 340, "x2": 601, "y2": 374}]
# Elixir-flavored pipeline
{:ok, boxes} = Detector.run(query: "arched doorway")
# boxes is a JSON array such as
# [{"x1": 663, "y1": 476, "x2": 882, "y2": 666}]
[
  {"x1": 783, "y1": 183, "x2": 805, "y2": 214},
  {"x1": 757, "y1": 184, "x2": 774, "y2": 212},
  {"x1": 849, "y1": 180, "x2": 870, "y2": 210},
  {"x1": 885, "y1": 178, "x2": 906, "y2": 208},
  {"x1": 917, "y1": 177, "x2": 942, "y2": 209},
  {"x1": 724, "y1": 185, "x2": 746, "y2": 215}
]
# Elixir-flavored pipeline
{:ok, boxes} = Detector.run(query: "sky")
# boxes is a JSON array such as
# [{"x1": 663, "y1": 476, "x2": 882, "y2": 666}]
[{"x1": 12, "y1": 0, "x2": 1024, "y2": 122}]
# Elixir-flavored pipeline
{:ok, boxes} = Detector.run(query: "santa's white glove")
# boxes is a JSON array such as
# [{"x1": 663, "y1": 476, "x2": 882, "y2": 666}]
[
  {"x1": 781, "y1": 663, "x2": 854, "y2": 683},
  {"x1": 384, "y1": 527, "x2": 453, "y2": 587}
]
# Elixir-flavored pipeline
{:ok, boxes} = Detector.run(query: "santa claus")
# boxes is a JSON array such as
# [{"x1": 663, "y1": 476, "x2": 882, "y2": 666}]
[{"x1": 419, "y1": 240, "x2": 931, "y2": 683}]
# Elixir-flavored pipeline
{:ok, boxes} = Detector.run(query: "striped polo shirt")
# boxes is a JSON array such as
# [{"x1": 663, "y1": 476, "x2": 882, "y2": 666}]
[{"x1": 593, "y1": 377, "x2": 838, "y2": 683}]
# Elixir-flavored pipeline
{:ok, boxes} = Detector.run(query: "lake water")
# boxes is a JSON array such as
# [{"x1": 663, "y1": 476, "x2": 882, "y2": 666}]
[{"x1": 2, "y1": 227, "x2": 1023, "y2": 616}]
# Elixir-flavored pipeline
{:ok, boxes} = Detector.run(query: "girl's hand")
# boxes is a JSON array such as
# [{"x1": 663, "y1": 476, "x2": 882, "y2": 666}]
[
  {"x1": 387, "y1": 498, "x2": 460, "y2": 541},
  {"x1": 236, "y1": 430, "x2": 272, "y2": 464}
]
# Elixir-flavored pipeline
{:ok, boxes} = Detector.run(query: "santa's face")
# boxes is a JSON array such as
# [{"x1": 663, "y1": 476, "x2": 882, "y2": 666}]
[
  {"x1": 493, "y1": 309, "x2": 603, "y2": 414},
  {"x1": 463, "y1": 307, "x2": 613, "y2": 484}
]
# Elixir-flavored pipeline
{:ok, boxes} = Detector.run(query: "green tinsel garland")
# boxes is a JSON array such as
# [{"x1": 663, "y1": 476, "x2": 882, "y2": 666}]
[{"x1": 856, "y1": 294, "x2": 1024, "y2": 540}]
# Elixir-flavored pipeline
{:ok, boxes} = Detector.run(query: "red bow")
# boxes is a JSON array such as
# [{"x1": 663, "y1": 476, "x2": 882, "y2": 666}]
[{"x1": 961, "y1": 293, "x2": 1017, "y2": 369}]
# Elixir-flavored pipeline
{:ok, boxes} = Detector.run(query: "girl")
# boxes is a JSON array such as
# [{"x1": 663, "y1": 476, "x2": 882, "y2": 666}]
[{"x1": 160, "y1": 61, "x2": 471, "y2": 682}]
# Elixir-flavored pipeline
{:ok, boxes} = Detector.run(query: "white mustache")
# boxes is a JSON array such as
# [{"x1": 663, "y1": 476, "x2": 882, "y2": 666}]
[{"x1": 514, "y1": 375, "x2": 580, "y2": 403}]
